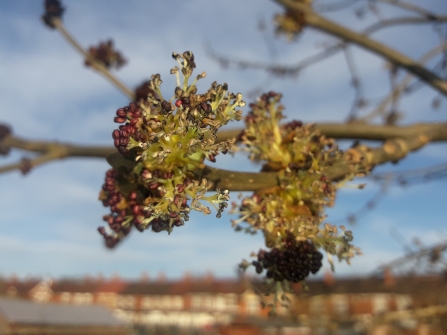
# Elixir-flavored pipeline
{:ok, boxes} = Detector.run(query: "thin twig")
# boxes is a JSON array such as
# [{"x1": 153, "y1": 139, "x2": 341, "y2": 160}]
[
  {"x1": 332, "y1": 176, "x2": 391, "y2": 225},
  {"x1": 370, "y1": 162, "x2": 447, "y2": 185},
  {"x1": 343, "y1": 46, "x2": 365, "y2": 121},
  {"x1": 216, "y1": 122, "x2": 447, "y2": 143},
  {"x1": 314, "y1": 0, "x2": 361, "y2": 12},
  {"x1": 52, "y1": 18, "x2": 135, "y2": 101},
  {"x1": 0, "y1": 134, "x2": 115, "y2": 175},
  {"x1": 199, "y1": 125, "x2": 446, "y2": 191},
  {"x1": 273, "y1": 0, "x2": 447, "y2": 96},
  {"x1": 375, "y1": 0, "x2": 442, "y2": 20},
  {"x1": 2, "y1": 135, "x2": 116, "y2": 157},
  {"x1": 363, "y1": 16, "x2": 447, "y2": 35},
  {"x1": 374, "y1": 240, "x2": 447, "y2": 273},
  {"x1": 208, "y1": 14, "x2": 447, "y2": 81},
  {"x1": 384, "y1": 62, "x2": 401, "y2": 124},
  {"x1": 360, "y1": 42, "x2": 447, "y2": 122},
  {"x1": 3, "y1": 123, "x2": 446, "y2": 192},
  {"x1": 0, "y1": 152, "x2": 62, "y2": 174}
]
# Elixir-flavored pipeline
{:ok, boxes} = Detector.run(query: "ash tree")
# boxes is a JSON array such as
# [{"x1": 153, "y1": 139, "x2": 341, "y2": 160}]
[{"x1": 1, "y1": 0, "x2": 447, "y2": 307}]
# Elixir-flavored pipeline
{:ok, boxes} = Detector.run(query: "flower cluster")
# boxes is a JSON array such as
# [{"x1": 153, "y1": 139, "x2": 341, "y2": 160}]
[
  {"x1": 98, "y1": 51, "x2": 244, "y2": 247},
  {"x1": 274, "y1": 11, "x2": 306, "y2": 41},
  {"x1": 85, "y1": 40, "x2": 127, "y2": 70},
  {"x1": 134, "y1": 80, "x2": 157, "y2": 103},
  {"x1": 252, "y1": 232, "x2": 323, "y2": 282},
  {"x1": 234, "y1": 91, "x2": 360, "y2": 283},
  {"x1": 42, "y1": 0, "x2": 65, "y2": 29}
]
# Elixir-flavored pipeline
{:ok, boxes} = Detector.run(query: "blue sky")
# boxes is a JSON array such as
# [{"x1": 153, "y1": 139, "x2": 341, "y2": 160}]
[{"x1": 0, "y1": 0, "x2": 446, "y2": 281}]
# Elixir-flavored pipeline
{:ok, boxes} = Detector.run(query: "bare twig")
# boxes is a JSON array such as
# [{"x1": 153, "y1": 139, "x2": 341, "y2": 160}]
[
  {"x1": 1, "y1": 135, "x2": 116, "y2": 158},
  {"x1": 3, "y1": 123, "x2": 446, "y2": 191},
  {"x1": 0, "y1": 134, "x2": 115, "y2": 175},
  {"x1": 374, "y1": 240, "x2": 447, "y2": 273},
  {"x1": 0, "y1": 152, "x2": 63, "y2": 174},
  {"x1": 314, "y1": 0, "x2": 361, "y2": 13},
  {"x1": 375, "y1": 0, "x2": 442, "y2": 20},
  {"x1": 343, "y1": 46, "x2": 365, "y2": 121},
  {"x1": 363, "y1": 15, "x2": 447, "y2": 35},
  {"x1": 199, "y1": 125, "x2": 446, "y2": 191},
  {"x1": 52, "y1": 18, "x2": 135, "y2": 100},
  {"x1": 217, "y1": 122, "x2": 447, "y2": 143},
  {"x1": 208, "y1": 14, "x2": 447, "y2": 82},
  {"x1": 273, "y1": 0, "x2": 447, "y2": 96},
  {"x1": 332, "y1": 176, "x2": 391, "y2": 225},
  {"x1": 361, "y1": 42, "x2": 447, "y2": 122},
  {"x1": 370, "y1": 162, "x2": 447, "y2": 185}
]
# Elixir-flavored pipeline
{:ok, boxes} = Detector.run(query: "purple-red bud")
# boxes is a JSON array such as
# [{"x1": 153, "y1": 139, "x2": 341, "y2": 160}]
[
  {"x1": 116, "y1": 108, "x2": 127, "y2": 117},
  {"x1": 114, "y1": 116, "x2": 126, "y2": 123}
]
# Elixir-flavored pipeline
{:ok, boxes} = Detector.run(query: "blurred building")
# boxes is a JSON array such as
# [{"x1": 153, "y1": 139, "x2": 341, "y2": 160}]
[
  {"x1": 0, "y1": 296, "x2": 130, "y2": 335},
  {"x1": 0, "y1": 272, "x2": 446, "y2": 334}
]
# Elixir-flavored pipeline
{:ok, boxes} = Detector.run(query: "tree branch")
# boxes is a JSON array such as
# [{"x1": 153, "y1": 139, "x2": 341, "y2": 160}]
[
  {"x1": 363, "y1": 16, "x2": 447, "y2": 35},
  {"x1": 272, "y1": 0, "x2": 447, "y2": 96},
  {"x1": 374, "y1": 240, "x2": 447, "y2": 273},
  {"x1": 1, "y1": 135, "x2": 116, "y2": 157},
  {"x1": 217, "y1": 122, "x2": 447, "y2": 143},
  {"x1": 0, "y1": 134, "x2": 115, "y2": 175},
  {"x1": 360, "y1": 42, "x2": 447, "y2": 122},
  {"x1": 370, "y1": 162, "x2": 447, "y2": 185},
  {"x1": 376, "y1": 0, "x2": 442, "y2": 20},
  {"x1": 52, "y1": 18, "x2": 135, "y2": 101},
  {"x1": 314, "y1": 0, "x2": 360, "y2": 13},
  {"x1": 208, "y1": 14, "x2": 447, "y2": 81},
  {"x1": 203, "y1": 125, "x2": 445, "y2": 191},
  {"x1": 2, "y1": 123, "x2": 446, "y2": 191}
]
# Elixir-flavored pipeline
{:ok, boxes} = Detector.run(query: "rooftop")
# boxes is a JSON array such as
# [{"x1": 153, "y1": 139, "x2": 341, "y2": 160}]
[{"x1": 0, "y1": 297, "x2": 125, "y2": 327}]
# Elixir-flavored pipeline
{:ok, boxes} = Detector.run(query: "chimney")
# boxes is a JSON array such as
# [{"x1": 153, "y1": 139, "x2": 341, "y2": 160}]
[
  {"x1": 83, "y1": 275, "x2": 93, "y2": 284},
  {"x1": 8, "y1": 274, "x2": 19, "y2": 285},
  {"x1": 157, "y1": 272, "x2": 166, "y2": 283},
  {"x1": 96, "y1": 273, "x2": 105, "y2": 283},
  {"x1": 140, "y1": 272, "x2": 150, "y2": 283},
  {"x1": 383, "y1": 267, "x2": 395, "y2": 288},
  {"x1": 204, "y1": 271, "x2": 214, "y2": 284},
  {"x1": 110, "y1": 273, "x2": 122, "y2": 283},
  {"x1": 182, "y1": 271, "x2": 192, "y2": 283},
  {"x1": 324, "y1": 270, "x2": 335, "y2": 287}
]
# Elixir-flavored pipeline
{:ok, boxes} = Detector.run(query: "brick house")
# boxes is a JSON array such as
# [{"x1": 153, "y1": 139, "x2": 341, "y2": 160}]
[
  {"x1": 1, "y1": 272, "x2": 446, "y2": 334},
  {"x1": 0, "y1": 296, "x2": 130, "y2": 335}
]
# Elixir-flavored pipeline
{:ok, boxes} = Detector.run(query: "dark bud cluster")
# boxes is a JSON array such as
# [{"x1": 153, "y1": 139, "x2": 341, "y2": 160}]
[
  {"x1": 172, "y1": 51, "x2": 196, "y2": 76},
  {"x1": 134, "y1": 80, "x2": 158, "y2": 103},
  {"x1": 252, "y1": 232, "x2": 323, "y2": 283},
  {"x1": 97, "y1": 227, "x2": 120, "y2": 249},
  {"x1": 319, "y1": 175, "x2": 333, "y2": 196},
  {"x1": 274, "y1": 11, "x2": 307, "y2": 41},
  {"x1": 85, "y1": 40, "x2": 127, "y2": 70},
  {"x1": 98, "y1": 168, "x2": 191, "y2": 247},
  {"x1": 259, "y1": 91, "x2": 282, "y2": 104},
  {"x1": 42, "y1": 0, "x2": 65, "y2": 29},
  {"x1": 237, "y1": 92, "x2": 284, "y2": 143},
  {"x1": 283, "y1": 120, "x2": 303, "y2": 131},
  {"x1": 0, "y1": 124, "x2": 12, "y2": 155},
  {"x1": 245, "y1": 91, "x2": 283, "y2": 125},
  {"x1": 139, "y1": 169, "x2": 191, "y2": 228},
  {"x1": 0, "y1": 124, "x2": 11, "y2": 140},
  {"x1": 19, "y1": 158, "x2": 33, "y2": 175},
  {"x1": 112, "y1": 102, "x2": 143, "y2": 155},
  {"x1": 98, "y1": 169, "x2": 132, "y2": 247}
]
